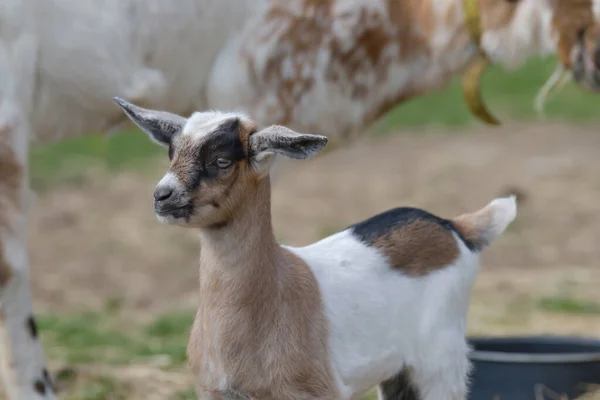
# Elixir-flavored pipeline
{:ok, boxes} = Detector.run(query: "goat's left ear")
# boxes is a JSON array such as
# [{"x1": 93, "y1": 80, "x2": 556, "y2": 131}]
[
  {"x1": 113, "y1": 97, "x2": 186, "y2": 147},
  {"x1": 248, "y1": 125, "x2": 328, "y2": 172}
]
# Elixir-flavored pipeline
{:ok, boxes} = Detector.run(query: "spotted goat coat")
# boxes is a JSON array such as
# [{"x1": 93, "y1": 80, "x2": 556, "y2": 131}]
[{"x1": 1, "y1": 0, "x2": 599, "y2": 398}]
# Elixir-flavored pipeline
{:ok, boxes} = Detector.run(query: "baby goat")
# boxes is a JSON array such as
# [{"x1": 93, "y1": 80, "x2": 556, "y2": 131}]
[{"x1": 115, "y1": 97, "x2": 517, "y2": 400}]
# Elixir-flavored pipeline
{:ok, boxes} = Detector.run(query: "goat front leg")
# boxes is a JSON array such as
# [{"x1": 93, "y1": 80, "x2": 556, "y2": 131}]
[
  {"x1": 0, "y1": 79, "x2": 55, "y2": 400},
  {"x1": 0, "y1": 133, "x2": 55, "y2": 399}
]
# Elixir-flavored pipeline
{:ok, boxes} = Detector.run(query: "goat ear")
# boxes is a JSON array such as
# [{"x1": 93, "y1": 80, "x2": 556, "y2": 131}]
[
  {"x1": 249, "y1": 124, "x2": 328, "y2": 160},
  {"x1": 113, "y1": 97, "x2": 186, "y2": 147}
]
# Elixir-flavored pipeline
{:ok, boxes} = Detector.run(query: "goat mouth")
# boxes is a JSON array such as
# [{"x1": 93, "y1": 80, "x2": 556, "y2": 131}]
[{"x1": 155, "y1": 204, "x2": 192, "y2": 219}]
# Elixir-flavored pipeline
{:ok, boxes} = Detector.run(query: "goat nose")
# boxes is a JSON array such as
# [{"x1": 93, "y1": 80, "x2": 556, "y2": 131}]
[{"x1": 154, "y1": 186, "x2": 173, "y2": 201}]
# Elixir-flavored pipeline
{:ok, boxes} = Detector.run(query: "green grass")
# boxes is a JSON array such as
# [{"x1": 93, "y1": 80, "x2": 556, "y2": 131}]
[
  {"x1": 376, "y1": 56, "x2": 600, "y2": 133},
  {"x1": 39, "y1": 308, "x2": 195, "y2": 366},
  {"x1": 29, "y1": 129, "x2": 164, "y2": 191},
  {"x1": 39, "y1": 308, "x2": 379, "y2": 399},
  {"x1": 65, "y1": 376, "x2": 127, "y2": 400},
  {"x1": 537, "y1": 295, "x2": 600, "y2": 315}
]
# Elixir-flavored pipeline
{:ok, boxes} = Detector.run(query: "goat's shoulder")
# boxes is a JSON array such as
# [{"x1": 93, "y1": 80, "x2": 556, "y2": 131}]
[{"x1": 347, "y1": 207, "x2": 469, "y2": 276}]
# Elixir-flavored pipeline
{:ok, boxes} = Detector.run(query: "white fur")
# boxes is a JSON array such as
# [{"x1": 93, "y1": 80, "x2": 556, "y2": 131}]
[
  {"x1": 281, "y1": 197, "x2": 517, "y2": 400},
  {"x1": 155, "y1": 171, "x2": 180, "y2": 191},
  {"x1": 593, "y1": 0, "x2": 600, "y2": 21},
  {"x1": 284, "y1": 231, "x2": 475, "y2": 400},
  {"x1": 0, "y1": 224, "x2": 54, "y2": 399},
  {"x1": 482, "y1": 196, "x2": 518, "y2": 243},
  {"x1": 481, "y1": 0, "x2": 557, "y2": 68},
  {"x1": 208, "y1": 0, "x2": 561, "y2": 138},
  {"x1": 182, "y1": 110, "x2": 251, "y2": 140}
]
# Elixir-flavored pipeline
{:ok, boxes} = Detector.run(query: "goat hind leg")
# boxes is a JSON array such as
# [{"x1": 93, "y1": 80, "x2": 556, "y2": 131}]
[
  {"x1": 377, "y1": 369, "x2": 420, "y2": 400},
  {"x1": 410, "y1": 338, "x2": 470, "y2": 400}
]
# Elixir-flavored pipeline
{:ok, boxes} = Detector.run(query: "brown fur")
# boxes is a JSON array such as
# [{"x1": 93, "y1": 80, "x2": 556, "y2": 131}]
[
  {"x1": 477, "y1": 0, "x2": 595, "y2": 67},
  {"x1": 584, "y1": 22, "x2": 600, "y2": 63},
  {"x1": 236, "y1": 0, "x2": 600, "y2": 146},
  {"x1": 452, "y1": 206, "x2": 495, "y2": 252},
  {"x1": 551, "y1": 0, "x2": 594, "y2": 68},
  {"x1": 160, "y1": 120, "x2": 337, "y2": 396},
  {"x1": 245, "y1": 0, "x2": 434, "y2": 127},
  {"x1": 167, "y1": 129, "x2": 251, "y2": 228},
  {"x1": 0, "y1": 144, "x2": 23, "y2": 232},
  {"x1": 237, "y1": 119, "x2": 257, "y2": 155},
  {"x1": 372, "y1": 219, "x2": 460, "y2": 276},
  {"x1": 479, "y1": 0, "x2": 519, "y2": 31},
  {"x1": 0, "y1": 244, "x2": 12, "y2": 287},
  {"x1": 169, "y1": 136, "x2": 199, "y2": 186},
  {"x1": 187, "y1": 178, "x2": 338, "y2": 399},
  {"x1": 0, "y1": 142, "x2": 22, "y2": 287}
]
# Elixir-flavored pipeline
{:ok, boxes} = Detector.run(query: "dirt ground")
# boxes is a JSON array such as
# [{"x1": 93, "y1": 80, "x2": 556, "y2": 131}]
[{"x1": 26, "y1": 122, "x2": 600, "y2": 398}]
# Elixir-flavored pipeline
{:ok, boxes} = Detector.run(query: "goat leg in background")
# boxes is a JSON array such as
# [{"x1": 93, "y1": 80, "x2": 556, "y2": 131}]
[{"x1": 0, "y1": 33, "x2": 56, "y2": 400}]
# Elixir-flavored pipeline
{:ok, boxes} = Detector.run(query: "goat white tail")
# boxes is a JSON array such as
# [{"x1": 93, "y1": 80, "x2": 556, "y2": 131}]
[{"x1": 452, "y1": 196, "x2": 517, "y2": 251}]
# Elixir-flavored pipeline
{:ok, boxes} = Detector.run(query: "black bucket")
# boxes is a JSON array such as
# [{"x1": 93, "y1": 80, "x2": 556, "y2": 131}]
[{"x1": 467, "y1": 336, "x2": 600, "y2": 400}]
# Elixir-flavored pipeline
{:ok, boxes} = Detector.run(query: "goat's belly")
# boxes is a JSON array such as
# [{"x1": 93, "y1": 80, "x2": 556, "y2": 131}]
[{"x1": 321, "y1": 273, "x2": 425, "y2": 396}]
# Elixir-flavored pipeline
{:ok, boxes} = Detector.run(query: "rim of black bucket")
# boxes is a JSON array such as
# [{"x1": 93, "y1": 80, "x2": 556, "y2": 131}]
[{"x1": 468, "y1": 336, "x2": 600, "y2": 364}]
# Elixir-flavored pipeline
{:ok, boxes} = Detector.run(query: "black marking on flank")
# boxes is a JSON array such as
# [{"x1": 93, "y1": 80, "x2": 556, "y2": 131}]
[
  {"x1": 33, "y1": 379, "x2": 46, "y2": 395},
  {"x1": 27, "y1": 315, "x2": 38, "y2": 339},
  {"x1": 379, "y1": 369, "x2": 419, "y2": 400},
  {"x1": 350, "y1": 207, "x2": 476, "y2": 251}
]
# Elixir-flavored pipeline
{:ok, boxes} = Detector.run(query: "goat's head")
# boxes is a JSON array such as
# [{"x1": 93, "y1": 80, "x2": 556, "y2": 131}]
[{"x1": 114, "y1": 98, "x2": 327, "y2": 228}]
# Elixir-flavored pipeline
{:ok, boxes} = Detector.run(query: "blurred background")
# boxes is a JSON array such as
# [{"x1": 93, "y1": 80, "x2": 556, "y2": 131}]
[{"x1": 24, "y1": 56, "x2": 600, "y2": 399}]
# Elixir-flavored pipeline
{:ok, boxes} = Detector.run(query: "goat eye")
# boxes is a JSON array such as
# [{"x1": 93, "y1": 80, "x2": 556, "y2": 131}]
[{"x1": 216, "y1": 157, "x2": 232, "y2": 169}]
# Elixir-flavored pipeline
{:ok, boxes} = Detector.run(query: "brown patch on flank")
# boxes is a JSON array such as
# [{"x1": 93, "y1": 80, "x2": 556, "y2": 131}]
[
  {"x1": 551, "y1": 0, "x2": 594, "y2": 68},
  {"x1": 373, "y1": 219, "x2": 460, "y2": 276}
]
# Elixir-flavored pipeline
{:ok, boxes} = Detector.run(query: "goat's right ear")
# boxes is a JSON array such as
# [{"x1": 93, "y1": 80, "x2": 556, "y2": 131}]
[{"x1": 113, "y1": 97, "x2": 186, "y2": 147}]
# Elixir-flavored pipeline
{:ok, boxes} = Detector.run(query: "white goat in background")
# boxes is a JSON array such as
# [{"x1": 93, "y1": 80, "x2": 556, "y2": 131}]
[{"x1": 0, "y1": 0, "x2": 597, "y2": 398}]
